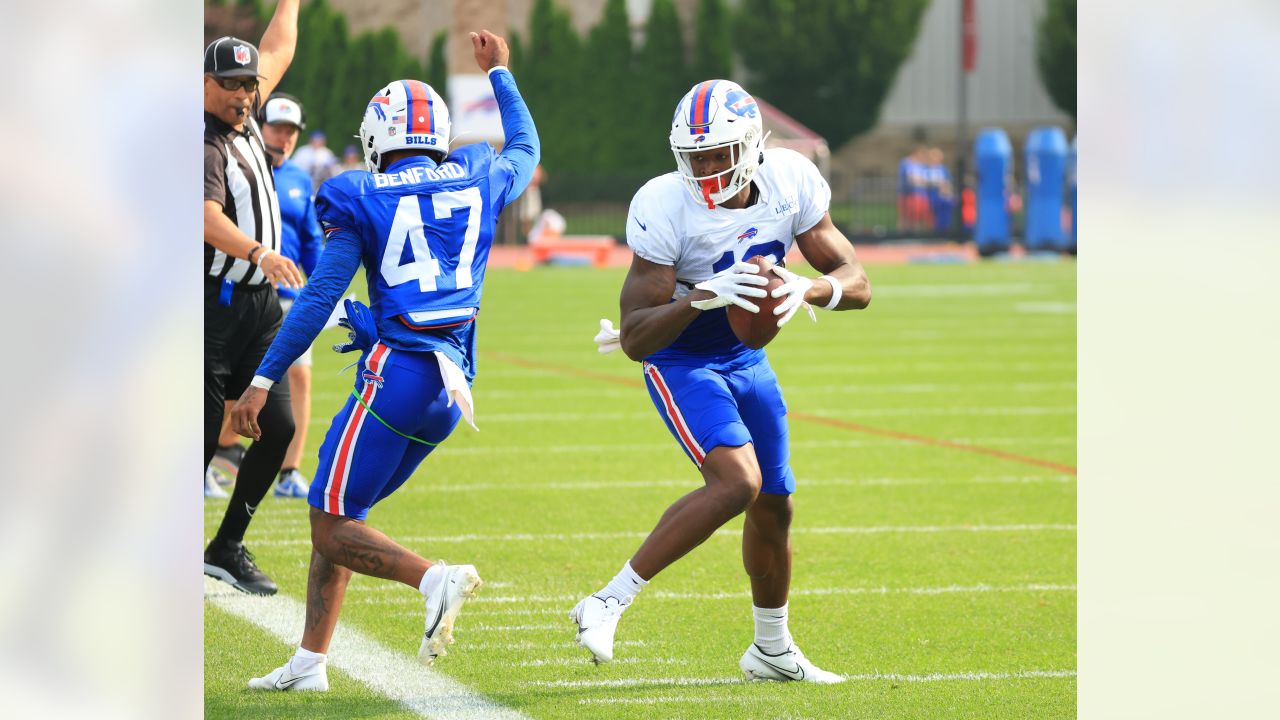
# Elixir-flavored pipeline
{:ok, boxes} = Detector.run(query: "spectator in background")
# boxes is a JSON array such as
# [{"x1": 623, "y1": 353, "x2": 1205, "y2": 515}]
[
  {"x1": 291, "y1": 129, "x2": 339, "y2": 188},
  {"x1": 340, "y1": 144, "x2": 362, "y2": 172},
  {"x1": 925, "y1": 147, "x2": 955, "y2": 233},
  {"x1": 258, "y1": 92, "x2": 324, "y2": 498},
  {"x1": 897, "y1": 145, "x2": 932, "y2": 232}
]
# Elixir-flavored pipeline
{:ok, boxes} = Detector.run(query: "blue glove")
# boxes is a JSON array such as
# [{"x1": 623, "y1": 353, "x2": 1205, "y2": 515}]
[{"x1": 332, "y1": 299, "x2": 379, "y2": 353}]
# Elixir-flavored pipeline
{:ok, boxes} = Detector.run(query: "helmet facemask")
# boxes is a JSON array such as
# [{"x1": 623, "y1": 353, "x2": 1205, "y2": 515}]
[{"x1": 671, "y1": 127, "x2": 764, "y2": 209}]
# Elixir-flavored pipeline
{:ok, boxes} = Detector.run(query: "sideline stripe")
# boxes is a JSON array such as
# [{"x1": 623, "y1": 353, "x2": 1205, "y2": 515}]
[
  {"x1": 482, "y1": 351, "x2": 1076, "y2": 475},
  {"x1": 204, "y1": 578, "x2": 530, "y2": 720}
]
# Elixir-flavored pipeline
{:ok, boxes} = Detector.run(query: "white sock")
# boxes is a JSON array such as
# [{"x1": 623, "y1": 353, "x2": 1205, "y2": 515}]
[
  {"x1": 419, "y1": 563, "x2": 446, "y2": 598},
  {"x1": 752, "y1": 603, "x2": 792, "y2": 655},
  {"x1": 289, "y1": 646, "x2": 326, "y2": 673},
  {"x1": 598, "y1": 561, "x2": 648, "y2": 605}
]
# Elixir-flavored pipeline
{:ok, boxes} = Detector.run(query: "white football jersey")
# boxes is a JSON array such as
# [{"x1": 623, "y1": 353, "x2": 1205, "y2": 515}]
[{"x1": 626, "y1": 148, "x2": 831, "y2": 300}]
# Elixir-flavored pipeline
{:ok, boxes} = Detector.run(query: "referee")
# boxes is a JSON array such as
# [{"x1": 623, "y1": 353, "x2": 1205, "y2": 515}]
[{"x1": 202, "y1": 0, "x2": 302, "y2": 596}]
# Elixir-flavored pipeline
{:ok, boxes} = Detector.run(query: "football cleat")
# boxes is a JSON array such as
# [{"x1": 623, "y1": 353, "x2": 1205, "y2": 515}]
[
  {"x1": 740, "y1": 643, "x2": 845, "y2": 684},
  {"x1": 274, "y1": 469, "x2": 311, "y2": 498},
  {"x1": 204, "y1": 468, "x2": 229, "y2": 499},
  {"x1": 569, "y1": 594, "x2": 629, "y2": 664},
  {"x1": 418, "y1": 562, "x2": 483, "y2": 665},
  {"x1": 248, "y1": 658, "x2": 329, "y2": 692},
  {"x1": 204, "y1": 540, "x2": 278, "y2": 596}
]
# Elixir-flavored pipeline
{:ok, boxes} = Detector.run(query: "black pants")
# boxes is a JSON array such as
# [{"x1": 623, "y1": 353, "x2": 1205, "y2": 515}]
[{"x1": 205, "y1": 280, "x2": 295, "y2": 546}]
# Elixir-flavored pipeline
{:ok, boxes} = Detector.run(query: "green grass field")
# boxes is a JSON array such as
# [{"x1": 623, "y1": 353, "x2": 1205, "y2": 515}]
[{"x1": 205, "y1": 258, "x2": 1076, "y2": 719}]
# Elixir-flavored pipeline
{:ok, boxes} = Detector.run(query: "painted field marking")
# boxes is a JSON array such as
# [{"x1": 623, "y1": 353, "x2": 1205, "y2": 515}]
[
  {"x1": 518, "y1": 656, "x2": 688, "y2": 668},
  {"x1": 204, "y1": 577, "x2": 530, "y2": 720},
  {"x1": 250, "y1": 523, "x2": 1077, "y2": 548},
  {"x1": 455, "y1": 583, "x2": 1076, "y2": 606},
  {"x1": 572, "y1": 669, "x2": 1078, "y2": 703},
  {"x1": 482, "y1": 351, "x2": 1077, "y2": 475},
  {"x1": 537, "y1": 668, "x2": 1077, "y2": 691}
]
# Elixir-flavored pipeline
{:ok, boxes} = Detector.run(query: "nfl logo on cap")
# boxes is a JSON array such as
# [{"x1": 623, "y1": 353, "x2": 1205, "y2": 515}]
[{"x1": 233, "y1": 45, "x2": 251, "y2": 65}]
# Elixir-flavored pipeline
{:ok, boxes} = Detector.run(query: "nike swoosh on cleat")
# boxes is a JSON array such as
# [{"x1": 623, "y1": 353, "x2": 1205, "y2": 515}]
[
  {"x1": 753, "y1": 647, "x2": 806, "y2": 680},
  {"x1": 274, "y1": 675, "x2": 306, "y2": 689},
  {"x1": 635, "y1": 218, "x2": 647, "y2": 231}
]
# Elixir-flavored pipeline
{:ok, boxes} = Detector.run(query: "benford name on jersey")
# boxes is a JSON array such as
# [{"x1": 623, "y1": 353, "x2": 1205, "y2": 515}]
[{"x1": 373, "y1": 162, "x2": 466, "y2": 188}]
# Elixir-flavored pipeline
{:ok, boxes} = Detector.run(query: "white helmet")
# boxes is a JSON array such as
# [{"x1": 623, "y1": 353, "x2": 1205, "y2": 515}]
[
  {"x1": 358, "y1": 79, "x2": 451, "y2": 172},
  {"x1": 670, "y1": 80, "x2": 766, "y2": 208}
]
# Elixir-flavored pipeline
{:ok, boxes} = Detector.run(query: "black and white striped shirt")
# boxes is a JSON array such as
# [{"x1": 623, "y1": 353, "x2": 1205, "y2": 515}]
[{"x1": 204, "y1": 109, "x2": 282, "y2": 285}]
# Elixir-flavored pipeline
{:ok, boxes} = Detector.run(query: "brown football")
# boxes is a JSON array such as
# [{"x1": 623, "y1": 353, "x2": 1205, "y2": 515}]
[{"x1": 726, "y1": 255, "x2": 786, "y2": 349}]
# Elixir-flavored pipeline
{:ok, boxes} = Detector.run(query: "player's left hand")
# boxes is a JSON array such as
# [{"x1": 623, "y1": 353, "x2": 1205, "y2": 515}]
[
  {"x1": 332, "y1": 299, "x2": 379, "y2": 353},
  {"x1": 470, "y1": 30, "x2": 509, "y2": 72},
  {"x1": 770, "y1": 265, "x2": 818, "y2": 328},
  {"x1": 594, "y1": 318, "x2": 621, "y2": 354},
  {"x1": 230, "y1": 387, "x2": 269, "y2": 441}
]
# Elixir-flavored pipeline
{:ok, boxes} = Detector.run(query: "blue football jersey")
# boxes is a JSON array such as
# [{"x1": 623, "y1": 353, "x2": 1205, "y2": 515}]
[{"x1": 316, "y1": 143, "x2": 511, "y2": 330}]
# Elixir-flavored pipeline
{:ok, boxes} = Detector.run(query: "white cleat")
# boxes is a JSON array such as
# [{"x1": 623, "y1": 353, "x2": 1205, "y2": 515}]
[
  {"x1": 248, "y1": 659, "x2": 329, "y2": 692},
  {"x1": 740, "y1": 643, "x2": 846, "y2": 684},
  {"x1": 569, "y1": 594, "x2": 628, "y2": 664},
  {"x1": 418, "y1": 562, "x2": 483, "y2": 666}
]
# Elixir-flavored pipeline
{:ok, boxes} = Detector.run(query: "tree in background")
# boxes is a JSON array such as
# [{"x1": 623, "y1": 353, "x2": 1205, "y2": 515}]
[
  {"x1": 520, "y1": 0, "x2": 585, "y2": 174},
  {"x1": 426, "y1": 30, "x2": 448, "y2": 99},
  {"x1": 634, "y1": 0, "x2": 690, "y2": 176},
  {"x1": 693, "y1": 0, "x2": 733, "y2": 83},
  {"x1": 735, "y1": 0, "x2": 928, "y2": 148},
  {"x1": 1036, "y1": 0, "x2": 1076, "y2": 118},
  {"x1": 582, "y1": 0, "x2": 636, "y2": 174}
]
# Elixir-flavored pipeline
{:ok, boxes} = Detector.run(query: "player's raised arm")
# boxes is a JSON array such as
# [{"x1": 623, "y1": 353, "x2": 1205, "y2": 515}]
[
  {"x1": 471, "y1": 30, "x2": 540, "y2": 200},
  {"x1": 256, "y1": 0, "x2": 301, "y2": 101}
]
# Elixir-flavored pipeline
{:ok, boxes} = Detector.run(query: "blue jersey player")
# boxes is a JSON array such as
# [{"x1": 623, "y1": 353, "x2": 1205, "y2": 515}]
[
  {"x1": 572, "y1": 80, "x2": 871, "y2": 683},
  {"x1": 230, "y1": 31, "x2": 538, "y2": 692}
]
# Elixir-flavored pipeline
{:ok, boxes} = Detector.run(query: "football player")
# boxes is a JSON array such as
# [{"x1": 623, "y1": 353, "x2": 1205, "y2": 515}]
[
  {"x1": 576, "y1": 80, "x2": 871, "y2": 683},
  {"x1": 229, "y1": 30, "x2": 539, "y2": 691}
]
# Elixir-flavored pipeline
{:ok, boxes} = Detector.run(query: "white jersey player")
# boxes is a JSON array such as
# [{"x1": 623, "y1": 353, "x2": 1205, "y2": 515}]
[{"x1": 575, "y1": 79, "x2": 872, "y2": 682}]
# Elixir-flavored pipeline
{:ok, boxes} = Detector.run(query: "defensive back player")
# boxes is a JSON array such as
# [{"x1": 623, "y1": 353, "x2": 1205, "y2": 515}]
[
  {"x1": 229, "y1": 30, "x2": 538, "y2": 691},
  {"x1": 574, "y1": 80, "x2": 871, "y2": 683}
]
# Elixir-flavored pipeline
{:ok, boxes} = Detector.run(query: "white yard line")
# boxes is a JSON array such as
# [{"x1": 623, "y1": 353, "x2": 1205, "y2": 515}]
[
  {"x1": 204, "y1": 577, "x2": 530, "y2": 720},
  {"x1": 249, "y1": 523, "x2": 1076, "y2": 548},
  {"x1": 540, "y1": 668, "x2": 1077, "y2": 691},
  {"x1": 459, "y1": 583, "x2": 1076, "y2": 606},
  {"x1": 572, "y1": 669, "x2": 1077, "y2": 702}
]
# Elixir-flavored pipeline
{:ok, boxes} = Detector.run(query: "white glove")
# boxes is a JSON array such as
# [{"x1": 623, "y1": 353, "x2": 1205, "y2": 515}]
[
  {"x1": 594, "y1": 318, "x2": 622, "y2": 354},
  {"x1": 769, "y1": 265, "x2": 818, "y2": 328},
  {"x1": 690, "y1": 261, "x2": 769, "y2": 313}
]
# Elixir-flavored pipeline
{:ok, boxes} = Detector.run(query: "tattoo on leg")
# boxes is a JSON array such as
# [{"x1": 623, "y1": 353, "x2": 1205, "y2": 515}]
[
  {"x1": 330, "y1": 524, "x2": 400, "y2": 578},
  {"x1": 306, "y1": 555, "x2": 335, "y2": 631}
]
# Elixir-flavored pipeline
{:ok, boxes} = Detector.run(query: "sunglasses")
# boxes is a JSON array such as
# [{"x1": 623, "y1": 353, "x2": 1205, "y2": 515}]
[{"x1": 211, "y1": 75, "x2": 259, "y2": 93}]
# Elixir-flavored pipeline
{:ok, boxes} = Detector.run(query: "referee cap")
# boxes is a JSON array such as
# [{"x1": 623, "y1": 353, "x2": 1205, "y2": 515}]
[{"x1": 204, "y1": 36, "x2": 264, "y2": 78}]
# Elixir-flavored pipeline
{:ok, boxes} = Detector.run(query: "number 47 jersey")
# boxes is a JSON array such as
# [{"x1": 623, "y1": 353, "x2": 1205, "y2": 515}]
[{"x1": 315, "y1": 142, "x2": 515, "y2": 334}]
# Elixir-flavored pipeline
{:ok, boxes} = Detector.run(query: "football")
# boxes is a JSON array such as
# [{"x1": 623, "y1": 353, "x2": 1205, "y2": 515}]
[{"x1": 726, "y1": 255, "x2": 785, "y2": 349}]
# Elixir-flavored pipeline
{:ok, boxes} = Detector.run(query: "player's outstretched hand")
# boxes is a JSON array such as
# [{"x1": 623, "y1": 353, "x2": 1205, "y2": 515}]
[
  {"x1": 230, "y1": 386, "x2": 269, "y2": 441},
  {"x1": 471, "y1": 30, "x2": 509, "y2": 72},
  {"x1": 333, "y1": 299, "x2": 379, "y2": 353},
  {"x1": 261, "y1": 251, "x2": 304, "y2": 290},
  {"x1": 690, "y1": 261, "x2": 769, "y2": 313}
]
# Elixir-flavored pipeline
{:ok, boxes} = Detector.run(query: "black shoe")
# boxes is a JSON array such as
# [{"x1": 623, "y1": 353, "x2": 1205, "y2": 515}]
[{"x1": 204, "y1": 540, "x2": 278, "y2": 595}]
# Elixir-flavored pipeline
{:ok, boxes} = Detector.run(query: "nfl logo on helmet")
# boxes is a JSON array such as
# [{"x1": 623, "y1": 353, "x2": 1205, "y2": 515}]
[{"x1": 233, "y1": 45, "x2": 251, "y2": 65}]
